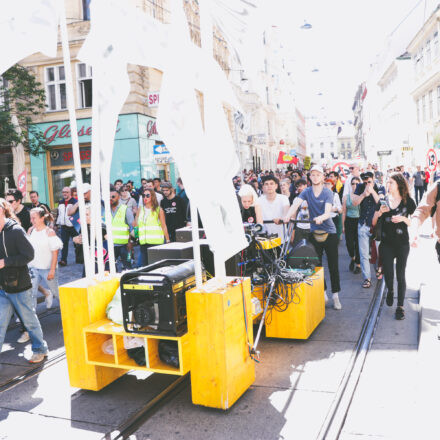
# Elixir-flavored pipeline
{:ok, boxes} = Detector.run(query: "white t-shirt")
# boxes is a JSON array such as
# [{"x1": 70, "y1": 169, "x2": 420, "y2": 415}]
[
  {"x1": 296, "y1": 200, "x2": 310, "y2": 230},
  {"x1": 258, "y1": 193, "x2": 290, "y2": 240},
  {"x1": 330, "y1": 192, "x2": 342, "y2": 218},
  {"x1": 29, "y1": 228, "x2": 63, "y2": 269}
]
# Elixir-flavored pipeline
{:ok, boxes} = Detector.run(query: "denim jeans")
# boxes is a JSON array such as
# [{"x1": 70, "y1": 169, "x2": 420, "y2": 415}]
[
  {"x1": 29, "y1": 267, "x2": 59, "y2": 309},
  {"x1": 358, "y1": 223, "x2": 372, "y2": 280},
  {"x1": 0, "y1": 288, "x2": 48, "y2": 355}
]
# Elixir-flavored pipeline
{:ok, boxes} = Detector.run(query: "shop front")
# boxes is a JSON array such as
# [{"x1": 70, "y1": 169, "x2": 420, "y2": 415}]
[{"x1": 30, "y1": 113, "x2": 177, "y2": 207}]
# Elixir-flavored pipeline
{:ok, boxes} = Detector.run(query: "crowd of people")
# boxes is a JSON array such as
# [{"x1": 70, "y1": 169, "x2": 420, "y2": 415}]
[{"x1": 0, "y1": 161, "x2": 439, "y2": 364}]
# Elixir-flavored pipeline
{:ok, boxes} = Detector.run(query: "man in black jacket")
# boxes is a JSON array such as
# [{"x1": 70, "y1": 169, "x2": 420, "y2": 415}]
[{"x1": 0, "y1": 198, "x2": 48, "y2": 363}]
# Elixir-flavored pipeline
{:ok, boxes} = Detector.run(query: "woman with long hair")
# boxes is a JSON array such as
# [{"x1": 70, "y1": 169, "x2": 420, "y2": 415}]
[
  {"x1": 372, "y1": 173, "x2": 416, "y2": 320},
  {"x1": 28, "y1": 208, "x2": 63, "y2": 310},
  {"x1": 134, "y1": 188, "x2": 169, "y2": 267},
  {"x1": 342, "y1": 176, "x2": 361, "y2": 274},
  {"x1": 280, "y1": 178, "x2": 294, "y2": 204}
]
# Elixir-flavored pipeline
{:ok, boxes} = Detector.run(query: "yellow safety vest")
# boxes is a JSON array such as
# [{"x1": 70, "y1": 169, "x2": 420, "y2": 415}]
[
  {"x1": 112, "y1": 204, "x2": 129, "y2": 245},
  {"x1": 138, "y1": 206, "x2": 164, "y2": 245}
]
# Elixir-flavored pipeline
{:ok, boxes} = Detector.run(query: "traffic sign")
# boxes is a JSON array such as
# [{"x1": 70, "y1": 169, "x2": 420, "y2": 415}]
[
  {"x1": 153, "y1": 144, "x2": 170, "y2": 155},
  {"x1": 332, "y1": 161, "x2": 350, "y2": 182},
  {"x1": 17, "y1": 170, "x2": 26, "y2": 195},
  {"x1": 427, "y1": 148, "x2": 438, "y2": 171}
]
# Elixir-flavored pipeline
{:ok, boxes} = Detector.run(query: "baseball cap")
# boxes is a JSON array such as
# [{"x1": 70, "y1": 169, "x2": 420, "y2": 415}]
[
  {"x1": 360, "y1": 172, "x2": 374, "y2": 180},
  {"x1": 310, "y1": 165, "x2": 324, "y2": 174},
  {"x1": 82, "y1": 183, "x2": 92, "y2": 193}
]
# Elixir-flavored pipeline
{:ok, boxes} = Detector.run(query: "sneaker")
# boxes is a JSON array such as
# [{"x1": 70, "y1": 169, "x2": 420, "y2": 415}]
[
  {"x1": 353, "y1": 266, "x2": 361, "y2": 275},
  {"x1": 17, "y1": 331, "x2": 30, "y2": 344},
  {"x1": 395, "y1": 307, "x2": 405, "y2": 320},
  {"x1": 332, "y1": 292, "x2": 342, "y2": 310},
  {"x1": 28, "y1": 353, "x2": 47, "y2": 364},
  {"x1": 349, "y1": 260, "x2": 355, "y2": 272},
  {"x1": 45, "y1": 291, "x2": 54, "y2": 309},
  {"x1": 324, "y1": 290, "x2": 329, "y2": 303}
]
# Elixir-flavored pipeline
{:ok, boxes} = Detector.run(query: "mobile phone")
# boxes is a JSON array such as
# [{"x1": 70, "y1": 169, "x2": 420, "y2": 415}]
[{"x1": 380, "y1": 199, "x2": 388, "y2": 208}]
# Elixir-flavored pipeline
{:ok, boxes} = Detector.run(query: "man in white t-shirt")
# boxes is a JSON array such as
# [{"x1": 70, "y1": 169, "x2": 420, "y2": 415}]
[
  {"x1": 343, "y1": 163, "x2": 361, "y2": 198},
  {"x1": 258, "y1": 175, "x2": 290, "y2": 240}
]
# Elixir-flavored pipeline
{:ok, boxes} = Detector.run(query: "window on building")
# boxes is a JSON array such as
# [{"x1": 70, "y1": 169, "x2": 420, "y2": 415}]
[
  {"x1": 311, "y1": 153, "x2": 314, "y2": 159},
  {"x1": 266, "y1": 86, "x2": 270, "y2": 105},
  {"x1": 267, "y1": 120, "x2": 271, "y2": 136},
  {"x1": 347, "y1": 151, "x2": 352, "y2": 159},
  {"x1": 82, "y1": 0, "x2": 91, "y2": 20},
  {"x1": 429, "y1": 90, "x2": 434, "y2": 119},
  {"x1": 347, "y1": 142, "x2": 351, "y2": 149},
  {"x1": 417, "y1": 97, "x2": 420, "y2": 124},
  {"x1": 422, "y1": 94, "x2": 426, "y2": 122},
  {"x1": 77, "y1": 63, "x2": 93, "y2": 108},
  {"x1": 341, "y1": 143, "x2": 345, "y2": 150},
  {"x1": 426, "y1": 39, "x2": 431, "y2": 65},
  {"x1": 0, "y1": 76, "x2": 5, "y2": 109},
  {"x1": 45, "y1": 66, "x2": 66, "y2": 111},
  {"x1": 434, "y1": 32, "x2": 439, "y2": 58},
  {"x1": 330, "y1": 142, "x2": 334, "y2": 149},
  {"x1": 420, "y1": 47, "x2": 424, "y2": 68},
  {"x1": 320, "y1": 152, "x2": 324, "y2": 159}
]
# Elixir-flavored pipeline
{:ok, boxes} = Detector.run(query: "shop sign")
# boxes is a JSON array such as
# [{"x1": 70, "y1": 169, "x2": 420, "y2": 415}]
[
  {"x1": 50, "y1": 146, "x2": 91, "y2": 167},
  {"x1": 377, "y1": 150, "x2": 392, "y2": 156},
  {"x1": 147, "y1": 91, "x2": 160, "y2": 107},
  {"x1": 153, "y1": 144, "x2": 170, "y2": 155},
  {"x1": 427, "y1": 148, "x2": 438, "y2": 171}
]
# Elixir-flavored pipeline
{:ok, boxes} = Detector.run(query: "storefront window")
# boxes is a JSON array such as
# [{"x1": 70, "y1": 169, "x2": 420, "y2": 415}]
[
  {"x1": 0, "y1": 147, "x2": 15, "y2": 197},
  {"x1": 51, "y1": 168, "x2": 91, "y2": 206}
]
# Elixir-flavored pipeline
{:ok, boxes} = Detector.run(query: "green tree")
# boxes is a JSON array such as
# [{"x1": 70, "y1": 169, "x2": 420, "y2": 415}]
[{"x1": 0, "y1": 64, "x2": 49, "y2": 155}]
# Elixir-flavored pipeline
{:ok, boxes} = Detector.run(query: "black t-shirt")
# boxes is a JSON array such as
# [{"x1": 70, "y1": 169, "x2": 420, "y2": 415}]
[
  {"x1": 242, "y1": 206, "x2": 257, "y2": 223},
  {"x1": 160, "y1": 196, "x2": 187, "y2": 238},
  {"x1": 16, "y1": 206, "x2": 31, "y2": 232},
  {"x1": 378, "y1": 197, "x2": 416, "y2": 245}
]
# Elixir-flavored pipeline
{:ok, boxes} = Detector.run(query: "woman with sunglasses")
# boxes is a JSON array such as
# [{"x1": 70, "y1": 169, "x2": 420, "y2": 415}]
[
  {"x1": 134, "y1": 189, "x2": 169, "y2": 266},
  {"x1": 342, "y1": 177, "x2": 361, "y2": 274},
  {"x1": 372, "y1": 173, "x2": 416, "y2": 320},
  {"x1": 119, "y1": 185, "x2": 138, "y2": 216}
]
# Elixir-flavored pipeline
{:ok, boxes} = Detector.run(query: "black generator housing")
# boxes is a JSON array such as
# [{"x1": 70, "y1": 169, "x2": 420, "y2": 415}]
[
  {"x1": 286, "y1": 239, "x2": 320, "y2": 270},
  {"x1": 120, "y1": 259, "x2": 205, "y2": 337}
]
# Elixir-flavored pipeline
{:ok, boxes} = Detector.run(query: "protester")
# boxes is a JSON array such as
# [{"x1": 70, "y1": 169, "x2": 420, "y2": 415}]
[
  {"x1": 373, "y1": 173, "x2": 416, "y2": 320},
  {"x1": 412, "y1": 165, "x2": 425, "y2": 205},
  {"x1": 113, "y1": 179, "x2": 123, "y2": 192},
  {"x1": 284, "y1": 165, "x2": 342, "y2": 310},
  {"x1": 324, "y1": 178, "x2": 343, "y2": 240},
  {"x1": 56, "y1": 187, "x2": 77, "y2": 266},
  {"x1": 291, "y1": 179, "x2": 311, "y2": 247},
  {"x1": 160, "y1": 182, "x2": 187, "y2": 242},
  {"x1": 280, "y1": 178, "x2": 295, "y2": 204},
  {"x1": 238, "y1": 184, "x2": 263, "y2": 224},
  {"x1": 176, "y1": 178, "x2": 189, "y2": 205},
  {"x1": 119, "y1": 184, "x2": 138, "y2": 216},
  {"x1": 258, "y1": 175, "x2": 290, "y2": 241},
  {"x1": 342, "y1": 176, "x2": 361, "y2": 274},
  {"x1": 28, "y1": 207, "x2": 63, "y2": 310},
  {"x1": 29, "y1": 191, "x2": 50, "y2": 212},
  {"x1": 0, "y1": 198, "x2": 48, "y2": 364},
  {"x1": 153, "y1": 178, "x2": 163, "y2": 195},
  {"x1": 6, "y1": 189, "x2": 31, "y2": 232},
  {"x1": 134, "y1": 188, "x2": 169, "y2": 266},
  {"x1": 110, "y1": 185, "x2": 134, "y2": 271},
  {"x1": 343, "y1": 163, "x2": 361, "y2": 197},
  {"x1": 352, "y1": 171, "x2": 384, "y2": 288}
]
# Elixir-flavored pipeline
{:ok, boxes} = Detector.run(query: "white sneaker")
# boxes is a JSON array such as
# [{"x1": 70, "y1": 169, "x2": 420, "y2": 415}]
[
  {"x1": 332, "y1": 293, "x2": 342, "y2": 310},
  {"x1": 28, "y1": 353, "x2": 47, "y2": 364},
  {"x1": 45, "y1": 291, "x2": 54, "y2": 309},
  {"x1": 17, "y1": 331, "x2": 30, "y2": 343},
  {"x1": 324, "y1": 290, "x2": 329, "y2": 303}
]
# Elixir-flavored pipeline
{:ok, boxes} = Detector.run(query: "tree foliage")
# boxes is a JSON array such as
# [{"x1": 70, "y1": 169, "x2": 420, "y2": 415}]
[{"x1": 0, "y1": 64, "x2": 49, "y2": 155}]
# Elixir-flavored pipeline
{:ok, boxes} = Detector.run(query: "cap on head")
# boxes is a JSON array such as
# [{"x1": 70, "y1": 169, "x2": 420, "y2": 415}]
[
  {"x1": 360, "y1": 172, "x2": 374, "y2": 180},
  {"x1": 310, "y1": 165, "x2": 324, "y2": 174},
  {"x1": 82, "y1": 183, "x2": 92, "y2": 193}
]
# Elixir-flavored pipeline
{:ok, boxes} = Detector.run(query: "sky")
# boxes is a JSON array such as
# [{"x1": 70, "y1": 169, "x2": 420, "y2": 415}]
[{"x1": 263, "y1": 0, "x2": 439, "y2": 121}]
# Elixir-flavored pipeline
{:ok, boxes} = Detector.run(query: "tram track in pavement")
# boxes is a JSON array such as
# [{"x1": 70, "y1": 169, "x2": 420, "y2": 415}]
[{"x1": 316, "y1": 277, "x2": 386, "y2": 440}]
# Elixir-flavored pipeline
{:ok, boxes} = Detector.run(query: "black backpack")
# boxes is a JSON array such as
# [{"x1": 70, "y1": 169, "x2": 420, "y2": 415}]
[{"x1": 431, "y1": 181, "x2": 440, "y2": 217}]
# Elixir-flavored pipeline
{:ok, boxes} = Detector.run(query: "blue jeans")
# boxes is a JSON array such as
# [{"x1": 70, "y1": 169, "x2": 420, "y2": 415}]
[
  {"x1": 358, "y1": 223, "x2": 372, "y2": 281},
  {"x1": 30, "y1": 267, "x2": 59, "y2": 309},
  {"x1": 0, "y1": 288, "x2": 48, "y2": 355}
]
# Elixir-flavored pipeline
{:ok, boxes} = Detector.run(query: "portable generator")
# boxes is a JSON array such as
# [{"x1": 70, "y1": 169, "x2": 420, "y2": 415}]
[
  {"x1": 120, "y1": 259, "x2": 206, "y2": 336},
  {"x1": 286, "y1": 239, "x2": 320, "y2": 270}
]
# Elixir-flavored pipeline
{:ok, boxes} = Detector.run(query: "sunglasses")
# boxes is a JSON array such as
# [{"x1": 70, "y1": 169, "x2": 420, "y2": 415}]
[
  {"x1": 349, "y1": 167, "x2": 354, "y2": 170},
  {"x1": 110, "y1": 195, "x2": 118, "y2": 199},
  {"x1": 6, "y1": 199, "x2": 15, "y2": 203},
  {"x1": 143, "y1": 193, "x2": 151, "y2": 198}
]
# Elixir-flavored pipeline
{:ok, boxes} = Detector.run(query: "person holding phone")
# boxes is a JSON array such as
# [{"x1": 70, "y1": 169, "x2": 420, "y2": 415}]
[{"x1": 372, "y1": 173, "x2": 416, "y2": 320}]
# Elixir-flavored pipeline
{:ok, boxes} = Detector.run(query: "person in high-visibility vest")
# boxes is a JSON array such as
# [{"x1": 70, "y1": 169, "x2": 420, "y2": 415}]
[
  {"x1": 110, "y1": 186, "x2": 134, "y2": 271},
  {"x1": 134, "y1": 188, "x2": 169, "y2": 267}
]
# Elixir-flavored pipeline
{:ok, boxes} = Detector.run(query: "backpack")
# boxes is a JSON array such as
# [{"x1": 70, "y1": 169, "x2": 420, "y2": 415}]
[{"x1": 431, "y1": 181, "x2": 440, "y2": 217}]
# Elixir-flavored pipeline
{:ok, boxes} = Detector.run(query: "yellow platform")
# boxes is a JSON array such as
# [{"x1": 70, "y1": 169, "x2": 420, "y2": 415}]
[
  {"x1": 256, "y1": 237, "x2": 281, "y2": 250},
  {"x1": 186, "y1": 277, "x2": 255, "y2": 410},
  {"x1": 265, "y1": 267, "x2": 325, "y2": 340}
]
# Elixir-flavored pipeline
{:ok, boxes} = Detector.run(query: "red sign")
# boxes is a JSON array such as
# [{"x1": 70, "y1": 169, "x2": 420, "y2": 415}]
[
  {"x1": 427, "y1": 148, "x2": 438, "y2": 171},
  {"x1": 147, "y1": 92, "x2": 160, "y2": 107},
  {"x1": 146, "y1": 120, "x2": 158, "y2": 138},
  {"x1": 332, "y1": 162, "x2": 350, "y2": 183},
  {"x1": 17, "y1": 170, "x2": 26, "y2": 195},
  {"x1": 277, "y1": 151, "x2": 298, "y2": 164}
]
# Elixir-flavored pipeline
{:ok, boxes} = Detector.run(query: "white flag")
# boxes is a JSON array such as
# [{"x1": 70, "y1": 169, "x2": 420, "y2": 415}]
[{"x1": 0, "y1": 0, "x2": 59, "y2": 75}]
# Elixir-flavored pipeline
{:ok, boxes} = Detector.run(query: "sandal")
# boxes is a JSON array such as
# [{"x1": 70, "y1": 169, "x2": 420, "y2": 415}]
[
  {"x1": 376, "y1": 268, "x2": 383, "y2": 280},
  {"x1": 362, "y1": 279, "x2": 371, "y2": 289},
  {"x1": 395, "y1": 307, "x2": 405, "y2": 320}
]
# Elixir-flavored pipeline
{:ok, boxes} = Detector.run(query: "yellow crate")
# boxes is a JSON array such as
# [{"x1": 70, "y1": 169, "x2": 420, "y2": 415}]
[
  {"x1": 265, "y1": 267, "x2": 325, "y2": 340},
  {"x1": 186, "y1": 277, "x2": 255, "y2": 409},
  {"x1": 256, "y1": 237, "x2": 281, "y2": 250}
]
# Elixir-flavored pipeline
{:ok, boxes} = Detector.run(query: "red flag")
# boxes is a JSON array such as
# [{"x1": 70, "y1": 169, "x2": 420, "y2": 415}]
[
  {"x1": 277, "y1": 151, "x2": 299, "y2": 164},
  {"x1": 17, "y1": 170, "x2": 26, "y2": 195}
]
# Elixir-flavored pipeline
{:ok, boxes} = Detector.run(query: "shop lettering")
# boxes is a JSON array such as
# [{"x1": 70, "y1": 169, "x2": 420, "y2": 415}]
[
  {"x1": 62, "y1": 149, "x2": 91, "y2": 162},
  {"x1": 43, "y1": 120, "x2": 121, "y2": 144},
  {"x1": 146, "y1": 120, "x2": 158, "y2": 138}
]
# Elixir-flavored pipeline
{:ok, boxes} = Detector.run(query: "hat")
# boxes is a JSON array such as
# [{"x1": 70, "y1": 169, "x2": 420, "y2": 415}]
[
  {"x1": 82, "y1": 183, "x2": 92, "y2": 193},
  {"x1": 360, "y1": 172, "x2": 374, "y2": 180},
  {"x1": 160, "y1": 182, "x2": 172, "y2": 189},
  {"x1": 310, "y1": 165, "x2": 324, "y2": 174}
]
